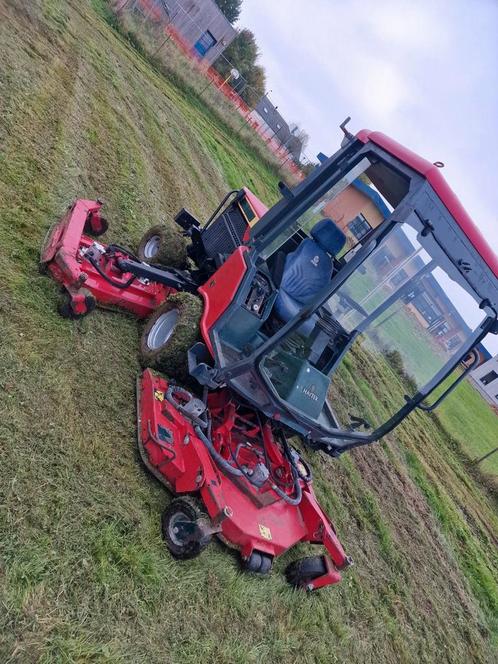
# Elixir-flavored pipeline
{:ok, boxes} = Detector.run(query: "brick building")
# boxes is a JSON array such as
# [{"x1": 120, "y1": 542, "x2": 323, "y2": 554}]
[
  {"x1": 471, "y1": 355, "x2": 498, "y2": 407},
  {"x1": 129, "y1": 0, "x2": 237, "y2": 65}
]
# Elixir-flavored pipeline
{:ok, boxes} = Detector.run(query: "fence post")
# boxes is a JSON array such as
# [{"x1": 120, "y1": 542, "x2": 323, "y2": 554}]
[
  {"x1": 116, "y1": 0, "x2": 133, "y2": 15},
  {"x1": 472, "y1": 447, "x2": 498, "y2": 465}
]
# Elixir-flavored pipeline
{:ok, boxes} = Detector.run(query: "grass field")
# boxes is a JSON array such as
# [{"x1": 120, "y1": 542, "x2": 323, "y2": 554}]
[{"x1": 0, "y1": 1, "x2": 497, "y2": 662}]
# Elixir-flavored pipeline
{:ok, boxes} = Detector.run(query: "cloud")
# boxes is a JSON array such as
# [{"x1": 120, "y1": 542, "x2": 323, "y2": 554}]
[{"x1": 238, "y1": 0, "x2": 498, "y2": 245}]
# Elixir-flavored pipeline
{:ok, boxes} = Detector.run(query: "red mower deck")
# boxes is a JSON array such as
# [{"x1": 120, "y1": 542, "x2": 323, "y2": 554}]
[
  {"x1": 40, "y1": 199, "x2": 172, "y2": 318},
  {"x1": 137, "y1": 369, "x2": 350, "y2": 588}
]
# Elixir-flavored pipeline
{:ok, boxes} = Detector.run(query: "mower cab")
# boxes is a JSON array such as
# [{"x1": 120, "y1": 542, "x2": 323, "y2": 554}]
[{"x1": 194, "y1": 128, "x2": 498, "y2": 457}]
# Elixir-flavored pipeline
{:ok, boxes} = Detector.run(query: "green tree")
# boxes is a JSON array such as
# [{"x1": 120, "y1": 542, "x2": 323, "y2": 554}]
[
  {"x1": 214, "y1": 0, "x2": 242, "y2": 24},
  {"x1": 214, "y1": 29, "x2": 266, "y2": 107}
]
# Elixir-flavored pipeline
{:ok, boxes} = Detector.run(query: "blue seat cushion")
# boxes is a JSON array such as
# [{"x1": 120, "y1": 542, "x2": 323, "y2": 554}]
[
  {"x1": 279, "y1": 238, "x2": 333, "y2": 304},
  {"x1": 274, "y1": 220, "x2": 345, "y2": 331},
  {"x1": 274, "y1": 289, "x2": 317, "y2": 336},
  {"x1": 310, "y1": 218, "x2": 346, "y2": 256},
  {"x1": 274, "y1": 237, "x2": 333, "y2": 331}
]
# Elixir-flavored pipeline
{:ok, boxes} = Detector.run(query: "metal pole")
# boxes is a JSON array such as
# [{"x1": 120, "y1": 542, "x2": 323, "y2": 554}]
[
  {"x1": 199, "y1": 76, "x2": 216, "y2": 95},
  {"x1": 472, "y1": 447, "x2": 498, "y2": 465},
  {"x1": 116, "y1": 0, "x2": 133, "y2": 15},
  {"x1": 152, "y1": 31, "x2": 172, "y2": 56}
]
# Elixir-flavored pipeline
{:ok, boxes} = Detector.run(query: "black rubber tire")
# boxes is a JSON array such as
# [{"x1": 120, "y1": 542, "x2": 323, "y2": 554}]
[
  {"x1": 285, "y1": 556, "x2": 328, "y2": 589},
  {"x1": 243, "y1": 551, "x2": 262, "y2": 573},
  {"x1": 161, "y1": 496, "x2": 211, "y2": 560},
  {"x1": 139, "y1": 293, "x2": 202, "y2": 383},
  {"x1": 57, "y1": 290, "x2": 96, "y2": 319},
  {"x1": 259, "y1": 554, "x2": 273, "y2": 575},
  {"x1": 242, "y1": 551, "x2": 273, "y2": 575},
  {"x1": 84, "y1": 216, "x2": 108, "y2": 237},
  {"x1": 137, "y1": 224, "x2": 188, "y2": 268}
]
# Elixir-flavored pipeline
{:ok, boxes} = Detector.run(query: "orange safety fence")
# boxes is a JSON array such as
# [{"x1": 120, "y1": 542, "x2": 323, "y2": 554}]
[{"x1": 123, "y1": 0, "x2": 305, "y2": 179}]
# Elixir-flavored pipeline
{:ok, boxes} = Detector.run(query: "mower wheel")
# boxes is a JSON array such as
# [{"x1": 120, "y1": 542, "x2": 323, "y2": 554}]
[
  {"x1": 84, "y1": 215, "x2": 108, "y2": 237},
  {"x1": 161, "y1": 496, "x2": 211, "y2": 560},
  {"x1": 285, "y1": 556, "x2": 328, "y2": 589},
  {"x1": 139, "y1": 292, "x2": 202, "y2": 382},
  {"x1": 243, "y1": 551, "x2": 273, "y2": 575},
  {"x1": 137, "y1": 224, "x2": 188, "y2": 268},
  {"x1": 57, "y1": 290, "x2": 96, "y2": 319}
]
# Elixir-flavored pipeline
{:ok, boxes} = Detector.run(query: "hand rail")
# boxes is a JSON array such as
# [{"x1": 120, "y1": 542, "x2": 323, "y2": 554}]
[{"x1": 415, "y1": 348, "x2": 480, "y2": 412}]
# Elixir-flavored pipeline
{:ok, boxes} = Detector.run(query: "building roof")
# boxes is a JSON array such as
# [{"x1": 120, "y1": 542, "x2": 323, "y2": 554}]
[
  {"x1": 254, "y1": 96, "x2": 303, "y2": 161},
  {"x1": 351, "y1": 177, "x2": 391, "y2": 219}
]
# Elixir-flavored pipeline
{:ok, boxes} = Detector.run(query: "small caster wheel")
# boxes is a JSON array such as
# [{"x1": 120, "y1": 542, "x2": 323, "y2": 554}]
[
  {"x1": 242, "y1": 551, "x2": 273, "y2": 574},
  {"x1": 285, "y1": 556, "x2": 327, "y2": 589},
  {"x1": 161, "y1": 496, "x2": 211, "y2": 560},
  {"x1": 57, "y1": 290, "x2": 96, "y2": 319},
  {"x1": 84, "y1": 215, "x2": 108, "y2": 237}
]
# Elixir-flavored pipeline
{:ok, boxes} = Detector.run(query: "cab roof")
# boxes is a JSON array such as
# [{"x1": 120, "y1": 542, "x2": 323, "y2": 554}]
[{"x1": 356, "y1": 130, "x2": 498, "y2": 278}]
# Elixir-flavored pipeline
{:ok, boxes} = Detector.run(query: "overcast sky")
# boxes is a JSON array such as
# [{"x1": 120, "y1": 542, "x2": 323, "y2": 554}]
[{"x1": 238, "y1": 0, "x2": 498, "y2": 353}]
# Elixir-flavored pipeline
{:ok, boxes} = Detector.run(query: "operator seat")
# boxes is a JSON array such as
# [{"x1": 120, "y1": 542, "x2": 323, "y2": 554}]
[{"x1": 274, "y1": 218, "x2": 346, "y2": 335}]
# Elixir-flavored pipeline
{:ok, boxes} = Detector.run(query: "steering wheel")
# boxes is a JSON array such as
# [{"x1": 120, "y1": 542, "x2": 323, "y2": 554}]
[{"x1": 338, "y1": 291, "x2": 369, "y2": 319}]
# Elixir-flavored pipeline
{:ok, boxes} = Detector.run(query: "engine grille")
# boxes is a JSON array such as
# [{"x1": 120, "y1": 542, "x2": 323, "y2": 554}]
[{"x1": 201, "y1": 208, "x2": 247, "y2": 257}]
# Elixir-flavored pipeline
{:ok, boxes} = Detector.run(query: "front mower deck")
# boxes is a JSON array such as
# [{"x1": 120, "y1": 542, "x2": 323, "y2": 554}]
[{"x1": 137, "y1": 369, "x2": 351, "y2": 589}]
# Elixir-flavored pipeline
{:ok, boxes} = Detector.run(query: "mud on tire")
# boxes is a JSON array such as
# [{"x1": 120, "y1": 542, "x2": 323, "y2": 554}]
[
  {"x1": 139, "y1": 292, "x2": 202, "y2": 383},
  {"x1": 285, "y1": 555, "x2": 328, "y2": 589},
  {"x1": 137, "y1": 224, "x2": 188, "y2": 269}
]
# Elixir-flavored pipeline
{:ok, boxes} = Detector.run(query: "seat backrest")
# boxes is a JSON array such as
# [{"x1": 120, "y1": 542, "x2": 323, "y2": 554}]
[
  {"x1": 280, "y1": 238, "x2": 333, "y2": 304},
  {"x1": 310, "y1": 218, "x2": 346, "y2": 257}
]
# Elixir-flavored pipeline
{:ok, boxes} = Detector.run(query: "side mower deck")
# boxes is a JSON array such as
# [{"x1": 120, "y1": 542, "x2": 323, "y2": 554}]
[{"x1": 40, "y1": 199, "x2": 177, "y2": 318}]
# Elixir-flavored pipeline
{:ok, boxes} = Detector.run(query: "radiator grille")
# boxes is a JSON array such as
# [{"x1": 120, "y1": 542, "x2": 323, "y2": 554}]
[{"x1": 202, "y1": 209, "x2": 247, "y2": 257}]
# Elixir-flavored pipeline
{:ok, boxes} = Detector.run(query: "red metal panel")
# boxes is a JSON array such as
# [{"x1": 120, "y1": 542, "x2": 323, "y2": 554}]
[
  {"x1": 356, "y1": 130, "x2": 498, "y2": 277},
  {"x1": 242, "y1": 186, "x2": 269, "y2": 220},
  {"x1": 198, "y1": 246, "x2": 249, "y2": 354},
  {"x1": 137, "y1": 370, "x2": 347, "y2": 584}
]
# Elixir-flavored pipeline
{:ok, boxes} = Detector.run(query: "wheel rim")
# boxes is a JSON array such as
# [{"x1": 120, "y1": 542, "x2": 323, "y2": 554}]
[
  {"x1": 144, "y1": 235, "x2": 161, "y2": 259},
  {"x1": 169, "y1": 511, "x2": 196, "y2": 546},
  {"x1": 147, "y1": 309, "x2": 179, "y2": 350}
]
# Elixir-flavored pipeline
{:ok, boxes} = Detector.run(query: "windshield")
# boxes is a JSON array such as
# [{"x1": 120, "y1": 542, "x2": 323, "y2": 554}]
[
  {"x1": 260, "y1": 156, "x2": 401, "y2": 261},
  {"x1": 259, "y1": 206, "x2": 487, "y2": 435}
]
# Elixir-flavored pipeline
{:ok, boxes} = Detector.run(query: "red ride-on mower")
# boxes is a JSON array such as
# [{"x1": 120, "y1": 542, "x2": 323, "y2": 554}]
[{"x1": 41, "y1": 120, "x2": 498, "y2": 590}]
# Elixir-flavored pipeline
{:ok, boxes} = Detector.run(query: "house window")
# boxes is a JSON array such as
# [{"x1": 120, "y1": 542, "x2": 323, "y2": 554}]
[
  {"x1": 412, "y1": 293, "x2": 442, "y2": 325},
  {"x1": 445, "y1": 334, "x2": 461, "y2": 351},
  {"x1": 390, "y1": 267, "x2": 408, "y2": 287},
  {"x1": 276, "y1": 123, "x2": 281, "y2": 130},
  {"x1": 348, "y1": 214, "x2": 372, "y2": 241},
  {"x1": 435, "y1": 321, "x2": 450, "y2": 336},
  {"x1": 481, "y1": 370, "x2": 498, "y2": 386},
  {"x1": 263, "y1": 107, "x2": 269, "y2": 113}
]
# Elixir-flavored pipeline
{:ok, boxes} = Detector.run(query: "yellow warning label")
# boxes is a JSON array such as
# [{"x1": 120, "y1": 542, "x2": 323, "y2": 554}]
[
  {"x1": 259, "y1": 524, "x2": 272, "y2": 541},
  {"x1": 154, "y1": 389, "x2": 165, "y2": 402}
]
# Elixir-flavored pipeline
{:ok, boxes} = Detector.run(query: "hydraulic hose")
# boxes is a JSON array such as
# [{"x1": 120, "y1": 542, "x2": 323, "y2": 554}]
[
  {"x1": 106, "y1": 243, "x2": 141, "y2": 263},
  {"x1": 270, "y1": 465, "x2": 302, "y2": 506},
  {"x1": 194, "y1": 425, "x2": 244, "y2": 478},
  {"x1": 87, "y1": 254, "x2": 136, "y2": 290},
  {"x1": 195, "y1": 423, "x2": 302, "y2": 505}
]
